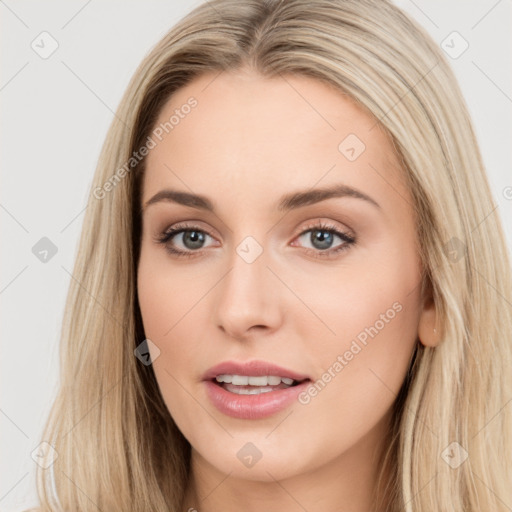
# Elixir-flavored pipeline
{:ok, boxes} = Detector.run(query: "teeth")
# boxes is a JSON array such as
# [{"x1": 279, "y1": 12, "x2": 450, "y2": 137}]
[
  {"x1": 248, "y1": 376, "x2": 268, "y2": 386},
  {"x1": 224, "y1": 385, "x2": 276, "y2": 395},
  {"x1": 215, "y1": 374, "x2": 296, "y2": 386}
]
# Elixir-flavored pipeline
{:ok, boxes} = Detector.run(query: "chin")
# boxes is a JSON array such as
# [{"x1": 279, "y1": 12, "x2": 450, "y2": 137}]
[{"x1": 190, "y1": 434, "x2": 319, "y2": 482}]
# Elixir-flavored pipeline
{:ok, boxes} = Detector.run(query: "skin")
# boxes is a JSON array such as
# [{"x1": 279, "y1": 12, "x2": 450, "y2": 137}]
[{"x1": 137, "y1": 68, "x2": 438, "y2": 512}]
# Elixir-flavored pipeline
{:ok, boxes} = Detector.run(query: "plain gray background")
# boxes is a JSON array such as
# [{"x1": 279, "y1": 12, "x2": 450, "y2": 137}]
[{"x1": 1, "y1": 1, "x2": 511, "y2": 509}]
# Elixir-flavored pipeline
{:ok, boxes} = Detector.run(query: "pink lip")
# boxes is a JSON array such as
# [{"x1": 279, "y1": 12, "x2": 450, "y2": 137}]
[{"x1": 203, "y1": 360, "x2": 311, "y2": 420}]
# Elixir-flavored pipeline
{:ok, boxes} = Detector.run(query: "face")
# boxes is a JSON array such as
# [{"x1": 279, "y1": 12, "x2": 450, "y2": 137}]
[{"x1": 137, "y1": 69, "x2": 431, "y2": 483}]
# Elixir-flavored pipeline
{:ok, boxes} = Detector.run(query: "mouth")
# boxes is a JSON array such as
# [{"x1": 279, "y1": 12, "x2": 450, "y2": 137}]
[{"x1": 203, "y1": 360, "x2": 312, "y2": 419}]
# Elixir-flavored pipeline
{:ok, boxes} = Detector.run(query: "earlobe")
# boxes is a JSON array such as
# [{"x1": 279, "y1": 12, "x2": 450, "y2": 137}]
[{"x1": 418, "y1": 297, "x2": 440, "y2": 347}]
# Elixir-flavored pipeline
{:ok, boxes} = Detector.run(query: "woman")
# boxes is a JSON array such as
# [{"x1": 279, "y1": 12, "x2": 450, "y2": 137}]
[{"x1": 32, "y1": 0, "x2": 512, "y2": 510}]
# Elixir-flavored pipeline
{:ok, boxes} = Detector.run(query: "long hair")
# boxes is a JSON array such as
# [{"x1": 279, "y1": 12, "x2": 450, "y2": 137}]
[{"x1": 32, "y1": 0, "x2": 512, "y2": 510}]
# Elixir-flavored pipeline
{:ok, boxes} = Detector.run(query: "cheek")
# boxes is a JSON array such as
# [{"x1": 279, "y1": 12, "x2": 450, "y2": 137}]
[
  {"x1": 136, "y1": 249, "x2": 216, "y2": 425},
  {"x1": 137, "y1": 245, "x2": 211, "y2": 342},
  {"x1": 294, "y1": 248, "x2": 422, "y2": 430}
]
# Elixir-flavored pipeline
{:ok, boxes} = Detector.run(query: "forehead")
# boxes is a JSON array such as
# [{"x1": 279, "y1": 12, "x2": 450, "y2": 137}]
[{"x1": 142, "y1": 69, "x2": 410, "y2": 214}]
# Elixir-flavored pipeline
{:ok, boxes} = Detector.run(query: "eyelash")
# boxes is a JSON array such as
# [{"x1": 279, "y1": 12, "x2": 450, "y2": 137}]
[{"x1": 155, "y1": 221, "x2": 356, "y2": 260}]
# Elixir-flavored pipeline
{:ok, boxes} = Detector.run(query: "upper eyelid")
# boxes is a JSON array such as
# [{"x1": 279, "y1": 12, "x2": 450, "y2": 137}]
[{"x1": 161, "y1": 219, "x2": 350, "y2": 234}]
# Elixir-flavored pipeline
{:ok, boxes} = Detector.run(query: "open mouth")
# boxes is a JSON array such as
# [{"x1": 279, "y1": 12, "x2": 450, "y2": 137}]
[
  {"x1": 213, "y1": 374, "x2": 308, "y2": 395},
  {"x1": 205, "y1": 368, "x2": 312, "y2": 419}
]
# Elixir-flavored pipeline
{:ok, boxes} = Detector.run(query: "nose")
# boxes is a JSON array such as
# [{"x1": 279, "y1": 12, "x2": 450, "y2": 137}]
[{"x1": 213, "y1": 241, "x2": 284, "y2": 341}]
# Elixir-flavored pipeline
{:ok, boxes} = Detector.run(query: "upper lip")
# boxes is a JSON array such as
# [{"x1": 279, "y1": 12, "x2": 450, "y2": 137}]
[{"x1": 203, "y1": 360, "x2": 311, "y2": 382}]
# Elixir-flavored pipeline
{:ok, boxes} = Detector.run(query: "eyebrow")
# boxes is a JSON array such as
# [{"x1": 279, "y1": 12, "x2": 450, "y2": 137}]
[{"x1": 142, "y1": 183, "x2": 381, "y2": 213}]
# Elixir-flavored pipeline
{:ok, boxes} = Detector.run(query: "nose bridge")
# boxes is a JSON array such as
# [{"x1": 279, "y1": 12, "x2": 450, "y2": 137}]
[{"x1": 213, "y1": 232, "x2": 282, "y2": 338}]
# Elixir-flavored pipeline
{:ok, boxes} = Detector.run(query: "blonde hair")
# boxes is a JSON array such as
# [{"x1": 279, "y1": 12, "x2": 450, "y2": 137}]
[{"x1": 32, "y1": 0, "x2": 512, "y2": 510}]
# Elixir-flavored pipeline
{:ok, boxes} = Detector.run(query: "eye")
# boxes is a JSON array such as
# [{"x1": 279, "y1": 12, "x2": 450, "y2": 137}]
[
  {"x1": 292, "y1": 221, "x2": 355, "y2": 258},
  {"x1": 155, "y1": 220, "x2": 356, "y2": 259},
  {"x1": 155, "y1": 223, "x2": 216, "y2": 258}
]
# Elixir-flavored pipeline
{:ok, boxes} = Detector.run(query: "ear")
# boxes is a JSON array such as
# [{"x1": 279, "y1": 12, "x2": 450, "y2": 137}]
[{"x1": 418, "y1": 294, "x2": 440, "y2": 347}]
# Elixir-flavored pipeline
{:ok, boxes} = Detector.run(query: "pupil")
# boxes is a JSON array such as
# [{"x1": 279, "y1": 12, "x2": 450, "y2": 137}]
[{"x1": 312, "y1": 230, "x2": 333, "y2": 250}]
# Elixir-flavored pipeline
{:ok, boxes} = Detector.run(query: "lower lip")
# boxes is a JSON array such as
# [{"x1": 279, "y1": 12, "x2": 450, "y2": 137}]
[{"x1": 204, "y1": 380, "x2": 310, "y2": 420}]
